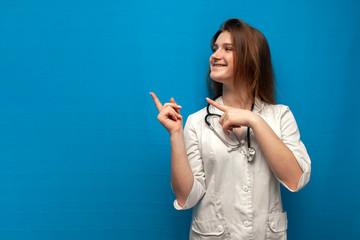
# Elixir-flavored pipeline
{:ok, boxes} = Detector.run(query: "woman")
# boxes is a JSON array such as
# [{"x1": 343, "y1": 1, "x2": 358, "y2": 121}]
[{"x1": 150, "y1": 18, "x2": 311, "y2": 239}]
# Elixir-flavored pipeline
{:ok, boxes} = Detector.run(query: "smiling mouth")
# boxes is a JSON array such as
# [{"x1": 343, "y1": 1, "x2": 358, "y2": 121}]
[{"x1": 213, "y1": 64, "x2": 227, "y2": 67}]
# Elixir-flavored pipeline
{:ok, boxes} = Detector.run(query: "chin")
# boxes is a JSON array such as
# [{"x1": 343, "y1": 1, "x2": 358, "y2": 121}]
[{"x1": 210, "y1": 74, "x2": 229, "y2": 84}]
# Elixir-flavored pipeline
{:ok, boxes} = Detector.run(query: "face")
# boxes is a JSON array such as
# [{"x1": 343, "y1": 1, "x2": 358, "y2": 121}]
[{"x1": 209, "y1": 31, "x2": 235, "y2": 85}]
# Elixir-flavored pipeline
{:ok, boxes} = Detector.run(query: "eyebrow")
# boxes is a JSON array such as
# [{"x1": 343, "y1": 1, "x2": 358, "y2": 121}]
[{"x1": 213, "y1": 43, "x2": 233, "y2": 47}]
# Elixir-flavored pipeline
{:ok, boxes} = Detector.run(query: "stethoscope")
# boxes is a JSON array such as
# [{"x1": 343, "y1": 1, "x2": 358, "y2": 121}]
[{"x1": 205, "y1": 96, "x2": 256, "y2": 162}]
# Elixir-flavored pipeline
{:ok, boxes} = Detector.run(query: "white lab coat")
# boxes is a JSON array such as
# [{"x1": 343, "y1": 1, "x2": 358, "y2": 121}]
[{"x1": 173, "y1": 97, "x2": 311, "y2": 240}]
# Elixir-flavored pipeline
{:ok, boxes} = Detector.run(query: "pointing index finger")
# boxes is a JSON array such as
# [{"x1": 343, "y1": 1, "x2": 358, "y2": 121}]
[
  {"x1": 206, "y1": 97, "x2": 227, "y2": 112},
  {"x1": 150, "y1": 92, "x2": 163, "y2": 112}
]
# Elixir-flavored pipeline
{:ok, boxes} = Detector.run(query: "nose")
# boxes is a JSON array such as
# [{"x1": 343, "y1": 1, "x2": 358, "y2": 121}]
[{"x1": 211, "y1": 50, "x2": 221, "y2": 62}]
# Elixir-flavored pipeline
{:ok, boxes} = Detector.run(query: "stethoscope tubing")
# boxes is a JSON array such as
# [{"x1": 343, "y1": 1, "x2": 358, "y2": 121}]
[{"x1": 205, "y1": 96, "x2": 256, "y2": 160}]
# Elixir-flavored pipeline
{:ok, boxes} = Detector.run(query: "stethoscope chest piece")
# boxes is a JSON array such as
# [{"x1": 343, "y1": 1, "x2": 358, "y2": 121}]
[{"x1": 248, "y1": 147, "x2": 256, "y2": 162}]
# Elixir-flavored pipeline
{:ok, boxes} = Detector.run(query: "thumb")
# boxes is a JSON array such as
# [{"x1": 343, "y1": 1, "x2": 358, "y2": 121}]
[{"x1": 170, "y1": 97, "x2": 181, "y2": 114}]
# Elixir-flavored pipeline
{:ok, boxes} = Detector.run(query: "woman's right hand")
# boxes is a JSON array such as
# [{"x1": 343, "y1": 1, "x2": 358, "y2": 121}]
[{"x1": 150, "y1": 92, "x2": 183, "y2": 135}]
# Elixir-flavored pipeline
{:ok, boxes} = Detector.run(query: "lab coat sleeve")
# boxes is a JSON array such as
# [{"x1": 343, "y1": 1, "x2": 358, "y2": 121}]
[
  {"x1": 173, "y1": 114, "x2": 206, "y2": 210},
  {"x1": 278, "y1": 106, "x2": 311, "y2": 192}
]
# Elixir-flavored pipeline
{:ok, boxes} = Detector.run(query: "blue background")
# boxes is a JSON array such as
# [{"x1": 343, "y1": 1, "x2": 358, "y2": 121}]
[{"x1": 1, "y1": 0, "x2": 359, "y2": 239}]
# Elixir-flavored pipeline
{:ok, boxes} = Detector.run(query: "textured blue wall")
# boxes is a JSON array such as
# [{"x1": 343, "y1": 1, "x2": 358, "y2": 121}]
[{"x1": 0, "y1": 0, "x2": 359, "y2": 239}]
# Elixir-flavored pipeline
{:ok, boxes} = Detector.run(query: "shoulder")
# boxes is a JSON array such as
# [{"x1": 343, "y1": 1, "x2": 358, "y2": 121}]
[
  {"x1": 258, "y1": 100, "x2": 291, "y2": 118},
  {"x1": 183, "y1": 107, "x2": 207, "y2": 141},
  {"x1": 257, "y1": 101, "x2": 295, "y2": 133},
  {"x1": 185, "y1": 107, "x2": 207, "y2": 127}
]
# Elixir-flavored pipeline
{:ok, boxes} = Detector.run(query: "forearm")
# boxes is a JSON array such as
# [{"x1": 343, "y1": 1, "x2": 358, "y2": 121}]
[
  {"x1": 170, "y1": 130, "x2": 194, "y2": 206},
  {"x1": 251, "y1": 115, "x2": 303, "y2": 190}
]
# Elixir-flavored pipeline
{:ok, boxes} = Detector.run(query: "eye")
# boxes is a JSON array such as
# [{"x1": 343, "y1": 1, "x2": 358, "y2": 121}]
[
  {"x1": 212, "y1": 47, "x2": 218, "y2": 53},
  {"x1": 225, "y1": 47, "x2": 233, "y2": 51}
]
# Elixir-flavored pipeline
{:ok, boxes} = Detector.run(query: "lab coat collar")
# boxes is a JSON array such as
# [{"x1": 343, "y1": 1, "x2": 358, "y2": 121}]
[
  {"x1": 211, "y1": 96, "x2": 265, "y2": 115},
  {"x1": 254, "y1": 97, "x2": 265, "y2": 114}
]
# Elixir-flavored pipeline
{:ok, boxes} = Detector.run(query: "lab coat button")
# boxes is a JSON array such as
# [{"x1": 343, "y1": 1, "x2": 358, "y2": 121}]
[
  {"x1": 271, "y1": 222, "x2": 275, "y2": 228},
  {"x1": 244, "y1": 221, "x2": 251, "y2": 227},
  {"x1": 217, "y1": 225, "x2": 223, "y2": 231},
  {"x1": 241, "y1": 140, "x2": 245, "y2": 145},
  {"x1": 243, "y1": 186, "x2": 249, "y2": 192}
]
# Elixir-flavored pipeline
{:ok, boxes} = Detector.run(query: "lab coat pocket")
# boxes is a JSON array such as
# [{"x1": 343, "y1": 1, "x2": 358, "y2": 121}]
[
  {"x1": 266, "y1": 212, "x2": 287, "y2": 240},
  {"x1": 191, "y1": 218, "x2": 225, "y2": 239}
]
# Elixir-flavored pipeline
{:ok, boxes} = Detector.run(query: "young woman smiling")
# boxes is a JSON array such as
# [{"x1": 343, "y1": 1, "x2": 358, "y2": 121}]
[{"x1": 150, "y1": 18, "x2": 311, "y2": 240}]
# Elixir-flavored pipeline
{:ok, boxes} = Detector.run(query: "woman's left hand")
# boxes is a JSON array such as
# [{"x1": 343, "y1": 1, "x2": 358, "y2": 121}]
[{"x1": 206, "y1": 98, "x2": 258, "y2": 135}]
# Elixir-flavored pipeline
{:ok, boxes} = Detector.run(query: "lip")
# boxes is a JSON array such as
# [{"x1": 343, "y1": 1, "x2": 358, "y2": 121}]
[{"x1": 212, "y1": 64, "x2": 227, "y2": 67}]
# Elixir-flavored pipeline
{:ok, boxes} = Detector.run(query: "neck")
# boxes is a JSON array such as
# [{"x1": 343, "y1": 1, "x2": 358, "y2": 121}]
[{"x1": 222, "y1": 84, "x2": 252, "y2": 109}]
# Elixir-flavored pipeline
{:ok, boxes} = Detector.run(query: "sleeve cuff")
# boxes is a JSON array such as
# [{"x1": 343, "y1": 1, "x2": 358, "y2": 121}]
[
  {"x1": 279, "y1": 153, "x2": 311, "y2": 192},
  {"x1": 173, "y1": 178, "x2": 205, "y2": 210}
]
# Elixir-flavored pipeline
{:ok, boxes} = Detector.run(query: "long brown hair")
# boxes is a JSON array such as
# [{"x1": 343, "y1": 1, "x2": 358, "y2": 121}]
[{"x1": 207, "y1": 18, "x2": 276, "y2": 104}]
